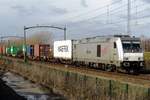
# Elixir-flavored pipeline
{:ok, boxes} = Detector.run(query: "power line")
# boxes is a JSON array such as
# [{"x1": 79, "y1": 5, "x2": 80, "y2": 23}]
[
  {"x1": 64, "y1": 0, "x2": 122, "y2": 21},
  {"x1": 70, "y1": 14, "x2": 150, "y2": 37},
  {"x1": 60, "y1": 13, "x2": 150, "y2": 38},
  {"x1": 59, "y1": 0, "x2": 144, "y2": 26},
  {"x1": 69, "y1": 3, "x2": 128, "y2": 24},
  {"x1": 69, "y1": 1, "x2": 145, "y2": 26},
  {"x1": 74, "y1": 1, "x2": 139, "y2": 23},
  {"x1": 72, "y1": 1, "x2": 143, "y2": 24},
  {"x1": 54, "y1": 0, "x2": 150, "y2": 38},
  {"x1": 69, "y1": 19, "x2": 126, "y2": 33},
  {"x1": 69, "y1": 7, "x2": 150, "y2": 36},
  {"x1": 131, "y1": 7, "x2": 150, "y2": 19}
]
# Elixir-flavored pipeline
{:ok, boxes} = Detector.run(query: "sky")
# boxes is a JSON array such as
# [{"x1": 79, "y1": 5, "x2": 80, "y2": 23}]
[{"x1": 0, "y1": 0, "x2": 150, "y2": 40}]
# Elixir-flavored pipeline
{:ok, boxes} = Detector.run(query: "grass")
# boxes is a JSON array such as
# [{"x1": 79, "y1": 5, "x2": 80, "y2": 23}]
[
  {"x1": 144, "y1": 52, "x2": 150, "y2": 70},
  {"x1": 144, "y1": 52, "x2": 150, "y2": 61}
]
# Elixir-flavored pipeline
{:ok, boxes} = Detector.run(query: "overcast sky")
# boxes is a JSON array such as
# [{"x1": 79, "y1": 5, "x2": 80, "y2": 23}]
[{"x1": 0, "y1": 0, "x2": 150, "y2": 40}]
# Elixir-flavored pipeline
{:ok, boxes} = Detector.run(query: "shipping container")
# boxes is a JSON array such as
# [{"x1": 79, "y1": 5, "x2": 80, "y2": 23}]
[
  {"x1": 6, "y1": 47, "x2": 11, "y2": 56},
  {"x1": 34, "y1": 44, "x2": 50, "y2": 60},
  {"x1": 54, "y1": 40, "x2": 72, "y2": 59},
  {"x1": 0, "y1": 46, "x2": 3, "y2": 55},
  {"x1": 26, "y1": 45, "x2": 34, "y2": 57},
  {"x1": 10, "y1": 46, "x2": 18, "y2": 57},
  {"x1": 27, "y1": 45, "x2": 31, "y2": 56},
  {"x1": 2, "y1": 46, "x2": 6, "y2": 55},
  {"x1": 5, "y1": 45, "x2": 24, "y2": 57},
  {"x1": 30, "y1": 45, "x2": 34, "y2": 57},
  {"x1": 17, "y1": 45, "x2": 24, "y2": 57}
]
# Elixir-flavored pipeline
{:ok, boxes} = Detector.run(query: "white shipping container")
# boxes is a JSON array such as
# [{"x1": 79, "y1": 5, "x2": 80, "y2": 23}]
[{"x1": 54, "y1": 40, "x2": 72, "y2": 59}]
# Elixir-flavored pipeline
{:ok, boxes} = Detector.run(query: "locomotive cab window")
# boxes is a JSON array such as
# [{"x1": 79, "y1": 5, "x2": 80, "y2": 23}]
[
  {"x1": 114, "y1": 42, "x2": 116, "y2": 48},
  {"x1": 97, "y1": 45, "x2": 101, "y2": 57}
]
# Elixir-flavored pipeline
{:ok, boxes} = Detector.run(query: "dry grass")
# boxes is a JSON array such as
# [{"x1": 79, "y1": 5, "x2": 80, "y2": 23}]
[
  {"x1": 144, "y1": 52, "x2": 150, "y2": 61},
  {"x1": 0, "y1": 57, "x2": 150, "y2": 100},
  {"x1": 144, "y1": 52, "x2": 150, "y2": 70}
]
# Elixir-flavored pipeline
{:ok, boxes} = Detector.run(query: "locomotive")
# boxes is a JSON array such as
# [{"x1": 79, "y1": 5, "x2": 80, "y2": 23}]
[{"x1": 54, "y1": 35, "x2": 144, "y2": 73}]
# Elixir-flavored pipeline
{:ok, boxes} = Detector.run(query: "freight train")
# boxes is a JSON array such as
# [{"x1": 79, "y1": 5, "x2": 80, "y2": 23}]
[{"x1": 0, "y1": 35, "x2": 144, "y2": 74}]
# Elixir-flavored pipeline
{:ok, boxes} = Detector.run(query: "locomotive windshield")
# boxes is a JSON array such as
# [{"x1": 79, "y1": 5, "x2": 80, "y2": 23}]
[{"x1": 122, "y1": 41, "x2": 142, "y2": 53}]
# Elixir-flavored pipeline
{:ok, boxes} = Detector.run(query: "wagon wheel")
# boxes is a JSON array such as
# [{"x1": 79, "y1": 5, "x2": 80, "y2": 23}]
[
  {"x1": 111, "y1": 65, "x2": 116, "y2": 72},
  {"x1": 101, "y1": 64, "x2": 105, "y2": 70}
]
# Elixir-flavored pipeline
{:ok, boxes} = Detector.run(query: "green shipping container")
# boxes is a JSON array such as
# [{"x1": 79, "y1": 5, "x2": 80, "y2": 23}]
[
  {"x1": 6, "y1": 47, "x2": 11, "y2": 55},
  {"x1": 11, "y1": 45, "x2": 24, "y2": 57},
  {"x1": 11, "y1": 46, "x2": 18, "y2": 57}
]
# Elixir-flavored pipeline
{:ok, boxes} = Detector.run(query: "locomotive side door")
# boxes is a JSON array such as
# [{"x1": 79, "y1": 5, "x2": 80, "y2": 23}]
[
  {"x1": 110, "y1": 41, "x2": 117, "y2": 63},
  {"x1": 113, "y1": 42, "x2": 117, "y2": 60}
]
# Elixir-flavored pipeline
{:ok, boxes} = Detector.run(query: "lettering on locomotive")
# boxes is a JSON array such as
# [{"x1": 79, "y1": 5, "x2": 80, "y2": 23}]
[{"x1": 58, "y1": 45, "x2": 69, "y2": 52}]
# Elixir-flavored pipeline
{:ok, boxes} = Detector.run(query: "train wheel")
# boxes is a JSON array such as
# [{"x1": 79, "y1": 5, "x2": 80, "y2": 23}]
[
  {"x1": 105, "y1": 64, "x2": 112, "y2": 72},
  {"x1": 126, "y1": 69, "x2": 130, "y2": 74},
  {"x1": 74, "y1": 61, "x2": 80, "y2": 67},
  {"x1": 101, "y1": 64, "x2": 105, "y2": 70}
]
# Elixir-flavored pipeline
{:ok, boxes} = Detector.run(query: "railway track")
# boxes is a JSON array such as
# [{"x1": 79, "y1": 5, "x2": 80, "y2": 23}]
[
  {"x1": 43, "y1": 60, "x2": 150, "y2": 83},
  {"x1": 67, "y1": 64, "x2": 150, "y2": 83},
  {"x1": 2, "y1": 57, "x2": 150, "y2": 85},
  {"x1": 136, "y1": 74, "x2": 150, "y2": 81}
]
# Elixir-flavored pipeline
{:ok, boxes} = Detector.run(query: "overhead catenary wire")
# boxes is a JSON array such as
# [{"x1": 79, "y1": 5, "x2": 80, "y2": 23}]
[
  {"x1": 64, "y1": 0, "x2": 122, "y2": 21},
  {"x1": 68, "y1": 0, "x2": 144, "y2": 29},
  {"x1": 69, "y1": 6, "x2": 150, "y2": 36},
  {"x1": 71, "y1": 3, "x2": 128, "y2": 22},
  {"x1": 56, "y1": 0, "x2": 144, "y2": 27},
  {"x1": 68, "y1": 3, "x2": 128, "y2": 26},
  {"x1": 68, "y1": 0, "x2": 145, "y2": 26},
  {"x1": 54, "y1": 0, "x2": 150, "y2": 38},
  {"x1": 70, "y1": 9, "x2": 150, "y2": 34}
]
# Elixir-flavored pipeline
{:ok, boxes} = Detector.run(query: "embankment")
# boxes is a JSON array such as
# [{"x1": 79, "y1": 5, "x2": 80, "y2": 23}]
[{"x1": 0, "y1": 57, "x2": 150, "y2": 100}]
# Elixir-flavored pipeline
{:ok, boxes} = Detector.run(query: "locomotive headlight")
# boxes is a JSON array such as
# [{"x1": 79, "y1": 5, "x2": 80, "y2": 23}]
[{"x1": 138, "y1": 57, "x2": 143, "y2": 61}]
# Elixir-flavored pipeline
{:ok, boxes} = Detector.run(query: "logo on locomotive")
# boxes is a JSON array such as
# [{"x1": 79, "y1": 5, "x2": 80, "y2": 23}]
[{"x1": 58, "y1": 45, "x2": 69, "y2": 52}]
